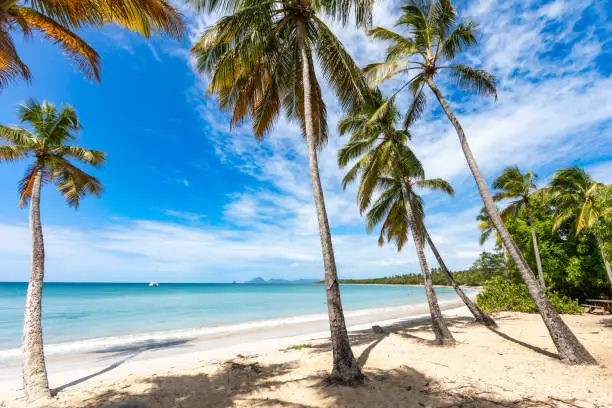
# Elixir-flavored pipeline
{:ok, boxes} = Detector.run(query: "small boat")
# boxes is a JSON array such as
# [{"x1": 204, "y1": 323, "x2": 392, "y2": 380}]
[{"x1": 148, "y1": 281, "x2": 159, "y2": 287}]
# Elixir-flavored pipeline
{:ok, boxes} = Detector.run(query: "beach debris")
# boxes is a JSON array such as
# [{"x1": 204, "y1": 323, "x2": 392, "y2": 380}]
[
  {"x1": 372, "y1": 325, "x2": 386, "y2": 334},
  {"x1": 228, "y1": 361, "x2": 262, "y2": 374}
]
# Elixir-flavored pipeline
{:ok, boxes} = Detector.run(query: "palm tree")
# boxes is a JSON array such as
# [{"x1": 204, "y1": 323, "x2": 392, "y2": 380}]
[
  {"x1": 0, "y1": 99, "x2": 105, "y2": 403},
  {"x1": 492, "y1": 166, "x2": 546, "y2": 288},
  {"x1": 339, "y1": 90, "x2": 495, "y2": 327},
  {"x1": 0, "y1": 0, "x2": 184, "y2": 87},
  {"x1": 548, "y1": 167, "x2": 612, "y2": 292},
  {"x1": 190, "y1": 0, "x2": 373, "y2": 382},
  {"x1": 338, "y1": 96, "x2": 455, "y2": 343},
  {"x1": 363, "y1": 0, "x2": 595, "y2": 364}
]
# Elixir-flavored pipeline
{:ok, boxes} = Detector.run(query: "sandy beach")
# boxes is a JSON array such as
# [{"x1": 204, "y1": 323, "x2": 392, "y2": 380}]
[{"x1": 2, "y1": 304, "x2": 611, "y2": 408}]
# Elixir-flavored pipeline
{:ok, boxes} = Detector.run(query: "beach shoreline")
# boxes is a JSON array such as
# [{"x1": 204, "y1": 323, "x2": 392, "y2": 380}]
[{"x1": 0, "y1": 300, "x2": 468, "y2": 402}]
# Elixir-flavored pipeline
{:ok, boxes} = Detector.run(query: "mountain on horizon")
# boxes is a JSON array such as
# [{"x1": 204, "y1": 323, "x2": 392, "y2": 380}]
[{"x1": 244, "y1": 277, "x2": 318, "y2": 284}]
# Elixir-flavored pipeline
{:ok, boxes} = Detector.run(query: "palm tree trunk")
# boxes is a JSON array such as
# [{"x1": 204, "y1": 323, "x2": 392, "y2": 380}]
[
  {"x1": 423, "y1": 228, "x2": 496, "y2": 327},
  {"x1": 22, "y1": 167, "x2": 51, "y2": 403},
  {"x1": 400, "y1": 182, "x2": 455, "y2": 344},
  {"x1": 595, "y1": 234, "x2": 612, "y2": 293},
  {"x1": 425, "y1": 77, "x2": 596, "y2": 365},
  {"x1": 525, "y1": 201, "x2": 546, "y2": 288},
  {"x1": 297, "y1": 20, "x2": 362, "y2": 382}
]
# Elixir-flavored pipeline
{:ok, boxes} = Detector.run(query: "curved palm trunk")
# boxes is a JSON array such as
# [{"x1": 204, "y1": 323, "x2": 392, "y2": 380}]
[
  {"x1": 525, "y1": 201, "x2": 546, "y2": 288},
  {"x1": 595, "y1": 234, "x2": 612, "y2": 293},
  {"x1": 426, "y1": 78, "x2": 596, "y2": 364},
  {"x1": 22, "y1": 168, "x2": 51, "y2": 403},
  {"x1": 423, "y1": 228, "x2": 496, "y2": 327},
  {"x1": 297, "y1": 21, "x2": 362, "y2": 382},
  {"x1": 400, "y1": 182, "x2": 455, "y2": 344}
]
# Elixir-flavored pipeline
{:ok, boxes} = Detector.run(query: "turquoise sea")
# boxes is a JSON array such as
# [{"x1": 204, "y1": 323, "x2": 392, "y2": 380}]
[{"x1": 0, "y1": 282, "x2": 464, "y2": 350}]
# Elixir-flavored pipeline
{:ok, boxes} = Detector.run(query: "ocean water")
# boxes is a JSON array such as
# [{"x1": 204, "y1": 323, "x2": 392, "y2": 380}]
[{"x1": 0, "y1": 282, "x2": 464, "y2": 350}]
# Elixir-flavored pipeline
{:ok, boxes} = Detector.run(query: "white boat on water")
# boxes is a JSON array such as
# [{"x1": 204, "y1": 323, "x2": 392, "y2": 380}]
[{"x1": 148, "y1": 281, "x2": 159, "y2": 287}]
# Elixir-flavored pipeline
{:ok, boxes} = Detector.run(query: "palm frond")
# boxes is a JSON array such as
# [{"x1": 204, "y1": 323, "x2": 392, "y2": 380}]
[
  {"x1": 0, "y1": 31, "x2": 31, "y2": 87},
  {"x1": 362, "y1": 61, "x2": 408, "y2": 86},
  {"x1": 415, "y1": 178, "x2": 454, "y2": 195},
  {"x1": 54, "y1": 146, "x2": 106, "y2": 167},
  {"x1": 439, "y1": 21, "x2": 477, "y2": 61},
  {"x1": 16, "y1": 6, "x2": 101, "y2": 81},
  {"x1": 313, "y1": 16, "x2": 369, "y2": 111},
  {"x1": 449, "y1": 64, "x2": 497, "y2": 99},
  {"x1": 49, "y1": 156, "x2": 103, "y2": 208},
  {"x1": 0, "y1": 145, "x2": 30, "y2": 162},
  {"x1": 0, "y1": 125, "x2": 37, "y2": 146}
]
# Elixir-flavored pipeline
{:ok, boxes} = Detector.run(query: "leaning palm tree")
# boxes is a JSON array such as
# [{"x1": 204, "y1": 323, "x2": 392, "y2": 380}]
[
  {"x1": 548, "y1": 167, "x2": 612, "y2": 292},
  {"x1": 493, "y1": 166, "x2": 546, "y2": 288},
  {"x1": 0, "y1": 0, "x2": 184, "y2": 87},
  {"x1": 339, "y1": 102, "x2": 455, "y2": 343},
  {"x1": 191, "y1": 0, "x2": 373, "y2": 382},
  {"x1": 339, "y1": 89, "x2": 495, "y2": 327},
  {"x1": 0, "y1": 99, "x2": 105, "y2": 403},
  {"x1": 363, "y1": 0, "x2": 595, "y2": 364}
]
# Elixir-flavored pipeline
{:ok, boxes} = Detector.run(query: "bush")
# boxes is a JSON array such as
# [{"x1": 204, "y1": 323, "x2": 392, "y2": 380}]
[{"x1": 476, "y1": 277, "x2": 582, "y2": 314}]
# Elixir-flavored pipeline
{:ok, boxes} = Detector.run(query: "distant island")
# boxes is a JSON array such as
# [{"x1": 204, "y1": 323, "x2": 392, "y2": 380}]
[{"x1": 244, "y1": 277, "x2": 318, "y2": 284}]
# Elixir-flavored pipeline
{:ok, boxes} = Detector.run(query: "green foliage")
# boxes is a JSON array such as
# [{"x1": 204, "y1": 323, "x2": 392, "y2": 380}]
[
  {"x1": 503, "y1": 192, "x2": 610, "y2": 299},
  {"x1": 475, "y1": 277, "x2": 582, "y2": 314},
  {"x1": 287, "y1": 344, "x2": 313, "y2": 350},
  {"x1": 328, "y1": 253, "x2": 505, "y2": 286}
]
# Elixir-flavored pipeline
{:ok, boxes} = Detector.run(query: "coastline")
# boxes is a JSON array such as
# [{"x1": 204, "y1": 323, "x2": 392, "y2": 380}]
[{"x1": 0, "y1": 299, "x2": 467, "y2": 401}]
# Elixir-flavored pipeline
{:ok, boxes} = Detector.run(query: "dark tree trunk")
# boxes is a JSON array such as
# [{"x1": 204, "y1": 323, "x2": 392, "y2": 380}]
[
  {"x1": 525, "y1": 200, "x2": 546, "y2": 288},
  {"x1": 22, "y1": 168, "x2": 51, "y2": 403},
  {"x1": 423, "y1": 228, "x2": 496, "y2": 327},
  {"x1": 426, "y1": 77, "x2": 596, "y2": 365},
  {"x1": 297, "y1": 21, "x2": 363, "y2": 382},
  {"x1": 401, "y1": 182, "x2": 455, "y2": 344}
]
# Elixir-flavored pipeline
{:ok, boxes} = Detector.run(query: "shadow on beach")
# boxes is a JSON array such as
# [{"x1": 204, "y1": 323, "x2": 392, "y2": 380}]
[
  {"x1": 47, "y1": 316, "x2": 570, "y2": 408},
  {"x1": 57, "y1": 357, "x2": 532, "y2": 408},
  {"x1": 52, "y1": 339, "x2": 194, "y2": 395}
]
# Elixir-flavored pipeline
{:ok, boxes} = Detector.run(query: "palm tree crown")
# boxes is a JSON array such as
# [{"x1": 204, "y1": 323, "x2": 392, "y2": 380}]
[
  {"x1": 492, "y1": 166, "x2": 539, "y2": 220},
  {"x1": 0, "y1": 0, "x2": 184, "y2": 87},
  {"x1": 191, "y1": 0, "x2": 371, "y2": 146},
  {"x1": 0, "y1": 99, "x2": 105, "y2": 207},
  {"x1": 363, "y1": 0, "x2": 497, "y2": 126},
  {"x1": 548, "y1": 167, "x2": 606, "y2": 235}
]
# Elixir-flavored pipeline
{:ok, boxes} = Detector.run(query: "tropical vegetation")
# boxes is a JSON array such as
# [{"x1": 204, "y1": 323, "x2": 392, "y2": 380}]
[
  {"x1": 0, "y1": 0, "x2": 184, "y2": 87},
  {"x1": 0, "y1": 99, "x2": 106, "y2": 402},
  {"x1": 362, "y1": 0, "x2": 595, "y2": 364}
]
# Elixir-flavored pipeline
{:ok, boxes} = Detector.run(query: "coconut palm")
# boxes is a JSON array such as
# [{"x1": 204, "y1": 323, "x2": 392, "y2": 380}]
[
  {"x1": 363, "y1": 0, "x2": 595, "y2": 364},
  {"x1": 339, "y1": 90, "x2": 495, "y2": 327},
  {"x1": 0, "y1": 99, "x2": 105, "y2": 403},
  {"x1": 492, "y1": 166, "x2": 546, "y2": 288},
  {"x1": 0, "y1": 0, "x2": 184, "y2": 87},
  {"x1": 191, "y1": 0, "x2": 373, "y2": 382},
  {"x1": 548, "y1": 167, "x2": 612, "y2": 292},
  {"x1": 338, "y1": 96, "x2": 454, "y2": 343}
]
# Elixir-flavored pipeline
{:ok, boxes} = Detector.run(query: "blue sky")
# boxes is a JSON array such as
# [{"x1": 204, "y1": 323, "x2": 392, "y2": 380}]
[{"x1": 0, "y1": 0, "x2": 610, "y2": 283}]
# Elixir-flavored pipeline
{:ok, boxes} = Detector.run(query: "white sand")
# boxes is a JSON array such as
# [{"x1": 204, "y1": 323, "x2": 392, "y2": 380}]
[{"x1": 2, "y1": 306, "x2": 611, "y2": 408}]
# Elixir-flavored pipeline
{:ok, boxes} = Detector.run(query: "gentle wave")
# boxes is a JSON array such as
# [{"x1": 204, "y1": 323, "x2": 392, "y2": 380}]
[{"x1": 0, "y1": 298, "x2": 465, "y2": 362}]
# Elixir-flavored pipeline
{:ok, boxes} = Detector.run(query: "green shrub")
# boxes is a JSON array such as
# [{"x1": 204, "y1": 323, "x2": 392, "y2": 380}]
[{"x1": 476, "y1": 277, "x2": 582, "y2": 314}]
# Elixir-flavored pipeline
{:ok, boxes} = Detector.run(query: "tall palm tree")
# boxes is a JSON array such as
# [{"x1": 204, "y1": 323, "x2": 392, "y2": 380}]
[
  {"x1": 0, "y1": 99, "x2": 105, "y2": 403},
  {"x1": 191, "y1": 0, "x2": 373, "y2": 382},
  {"x1": 549, "y1": 167, "x2": 612, "y2": 292},
  {"x1": 0, "y1": 0, "x2": 184, "y2": 87},
  {"x1": 338, "y1": 98, "x2": 455, "y2": 343},
  {"x1": 339, "y1": 89, "x2": 495, "y2": 327},
  {"x1": 363, "y1": 0, "x2": 595, "y2": 364},
  {"x1": 493, "y1": 166, "x2": 546, "y2": 288}
]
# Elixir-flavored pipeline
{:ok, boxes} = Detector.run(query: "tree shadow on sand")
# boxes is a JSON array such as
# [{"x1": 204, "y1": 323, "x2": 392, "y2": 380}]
[
  {"x1": 69, "y1": 359, "x2": 305, "y2": 408},
  {"x1": 313, "y1": 365, "x2": 570, "y2": 408},
  {"x1": 68, "y1": 360, "x2": 560, "y2": 408},
  {"x1": 52, "y1": 339, "x2": 193, "y2": 395}
]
